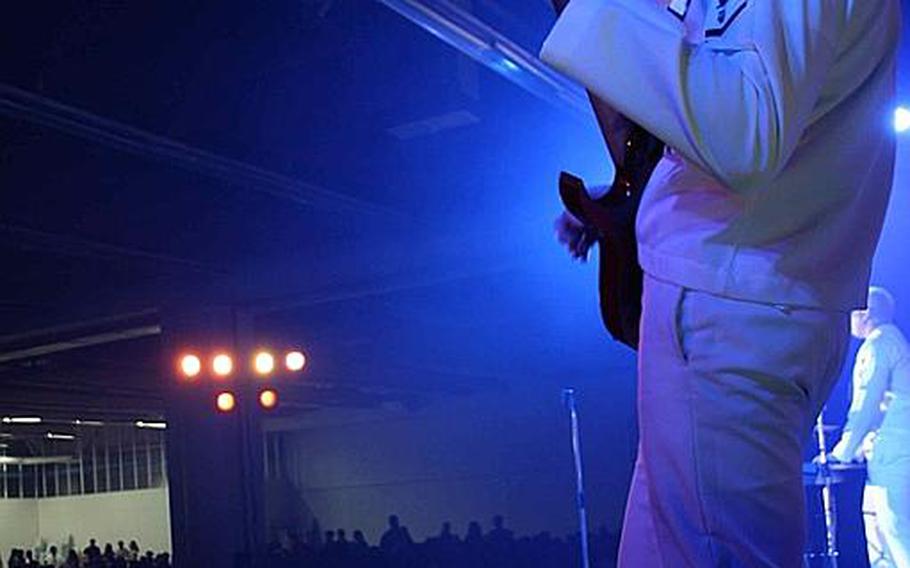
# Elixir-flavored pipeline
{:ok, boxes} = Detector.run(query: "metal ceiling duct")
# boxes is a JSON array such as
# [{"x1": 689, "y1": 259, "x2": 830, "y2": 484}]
[{"x1": 375, "y1": 0, "x2": 590, "y2": 116}]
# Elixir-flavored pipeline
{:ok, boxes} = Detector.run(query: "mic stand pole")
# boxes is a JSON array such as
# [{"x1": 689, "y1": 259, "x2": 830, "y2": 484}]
[
  {"x1": 812, "y1": 408, "x2": 839, "y2": 568},
  {"x1": 564, "y1": 388, "x2": 592, "y2": 568}
]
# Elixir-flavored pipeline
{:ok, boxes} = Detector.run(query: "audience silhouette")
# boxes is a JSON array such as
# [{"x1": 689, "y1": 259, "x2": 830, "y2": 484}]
[
  {"x1": 264, "y1": 513, "x2": 620, "y2": 568},
  {"x1": 6, "y1": 516, "x2": 621, "y2": 568},
  {"x1": 4, "y1": 538, "x2": 171, "y2": 568}
]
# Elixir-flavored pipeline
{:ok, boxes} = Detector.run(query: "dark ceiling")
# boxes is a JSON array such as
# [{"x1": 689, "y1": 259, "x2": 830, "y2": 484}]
[
  {"x1": 1, "y1": 0, "x2": 908, "y2": 424},
  {"x1": 0, "y1": 0, "x2": 611, "y2": 421}
]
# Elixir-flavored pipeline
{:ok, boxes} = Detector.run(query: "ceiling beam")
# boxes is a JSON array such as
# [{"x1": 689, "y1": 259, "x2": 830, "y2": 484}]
[
  {"x1": 0, "y1": 309, "x2": 158, "y2": 347},
  {"x1": 375, "y1": 0, "x2": 589, "y2": 115},
  {"x1": 0, "y1": 222, "x2": 226, "y2": 275},
  {"x1": 0, "y1": 456, "x2": 77, "y2": 466},
  {"x1": 0, "y1": 82, "x2": 398, "y2": 217},
  {"x1": 0, "y1": 325, "x2": 160, "y2": 364}
]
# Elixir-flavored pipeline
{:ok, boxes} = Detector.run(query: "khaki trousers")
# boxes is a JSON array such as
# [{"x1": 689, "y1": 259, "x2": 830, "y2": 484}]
[{"x1": 619, "y1": 275, "x2": 849, "y2": 567}]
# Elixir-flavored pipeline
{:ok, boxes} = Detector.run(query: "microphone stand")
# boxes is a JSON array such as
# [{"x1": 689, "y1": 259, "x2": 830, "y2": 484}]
[
  {"x1": 809, "y1": 408, "x2": 839, "y2": 568},
  {"x1": 564, "y1": 388, "x2": 592, "y2": 568}
]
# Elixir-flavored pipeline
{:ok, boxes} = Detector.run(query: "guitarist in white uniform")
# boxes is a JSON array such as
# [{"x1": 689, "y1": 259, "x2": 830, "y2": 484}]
[{"x1": 544, "y1": 0, "x2": 901, "y2": 565}]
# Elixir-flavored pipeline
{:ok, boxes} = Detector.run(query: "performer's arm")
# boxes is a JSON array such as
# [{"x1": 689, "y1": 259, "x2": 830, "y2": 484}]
[
  {"x1": 548, "y1": 0, "x2": 634, "y2": 170},
  {"x1": 832, "y1": 341, "x2": 891, "y2": 461},
  {"x1": 540, "y1": 0, "x2": 845, "y2": 194}
]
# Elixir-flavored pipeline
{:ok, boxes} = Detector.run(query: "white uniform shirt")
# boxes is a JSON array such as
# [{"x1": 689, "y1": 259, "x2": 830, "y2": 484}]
[
  {"x1": 834, "y1": 324, "x2": 910, "y2": 461},
  {"x1": 541, "y1": 0, "x2": 901, "y2": 310}
]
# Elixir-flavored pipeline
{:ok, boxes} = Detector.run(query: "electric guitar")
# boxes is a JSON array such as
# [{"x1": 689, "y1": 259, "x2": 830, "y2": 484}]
[
  {"x1": 558, "y1": 127, "x2": 663, "y2": 350},
  {"x1": 550, "y1": 0, "x2": 665, "y2": 349}
]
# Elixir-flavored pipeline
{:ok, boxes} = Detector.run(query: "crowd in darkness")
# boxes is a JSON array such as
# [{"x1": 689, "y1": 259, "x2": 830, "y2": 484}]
[
  {"x1": 264, "y1": 515, "x2": 620, "y2": 568},
  {"x1": 5, "y1": 515, "x2": 619, "y2": 568},
  {"x1": 4, "y1": 539, "x2": 170, "y2": 568}
]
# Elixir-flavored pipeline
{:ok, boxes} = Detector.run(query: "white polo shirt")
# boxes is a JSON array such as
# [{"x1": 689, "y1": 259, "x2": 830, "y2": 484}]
[
  {"x1": 540, "y1": 0, "x2": 901, "y2": 310},
  {"x1": 834, "y1": 323, "x2": 910, "y2": 462}
]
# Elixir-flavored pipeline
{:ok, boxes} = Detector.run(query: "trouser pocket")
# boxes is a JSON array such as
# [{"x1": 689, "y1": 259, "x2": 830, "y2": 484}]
[{"x1": 672, "y1": 286, "x2": 691, "y2": 364}]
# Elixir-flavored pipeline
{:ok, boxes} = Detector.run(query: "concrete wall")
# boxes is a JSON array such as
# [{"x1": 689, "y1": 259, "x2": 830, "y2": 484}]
[
  {"x1": 269, "y1": 378, "x2": 637, "y2": 545},
  {"x1": 0, "y1": 487, "x2": 170, "y2": 559},
  {"x1": 0, "y1": 497, "x2": 39, "y2": 560},
  {"x1": 38, "y1": 488, "x2": 172, "y2": 553}
]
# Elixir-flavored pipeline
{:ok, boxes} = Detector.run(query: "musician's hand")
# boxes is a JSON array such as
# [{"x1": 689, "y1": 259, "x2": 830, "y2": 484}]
[
  {"x1": 829, "y1": 439, "x2": 865, "y2": 463},
  {"x1": 813, "y1": 454, "x2": 841, "y2": 466},
  {"x1": 554, "y1": 210, "x2": 594, "y2": 261},
  {"x1": 829, "y1": 439, "x2": 848, "y2": 463},
  {"x1": 860, "y1": 433, "x2": 876, "y2": 462}
]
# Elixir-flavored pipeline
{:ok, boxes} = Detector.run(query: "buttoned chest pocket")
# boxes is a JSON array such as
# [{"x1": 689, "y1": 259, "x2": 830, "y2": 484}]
[{"x1": 704, "y1": 0, "x2": 753, "y2": 46}]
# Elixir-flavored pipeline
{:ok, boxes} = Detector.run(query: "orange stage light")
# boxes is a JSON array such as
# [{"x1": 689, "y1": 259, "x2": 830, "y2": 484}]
[
  {"x1": 285, "y1": 351, "x2": 306, "y2": 372},
  {"x1": 258, "y1": 388, "x2": 279, "y2": 410},
  {"x1": 254, "y1": 351, "x2": 275, "y2": 376},
  {"x1": 179, "y1": 354, "x2": 202, "y2": 379},
  {"x1": 216, "y1": 391, "x2": 236, "y2": 412},
  {"x1": 212, "y1": 353, "x2": 233, "y2": 377}
]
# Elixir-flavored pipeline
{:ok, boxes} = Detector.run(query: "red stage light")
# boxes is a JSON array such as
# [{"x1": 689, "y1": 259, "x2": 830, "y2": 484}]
[
  {"x1": 259, "y1": 389, "x2": 278, "y2": 410},
  {"x1": 179, "y1": 354, "x2": 202, "y2": 379},
  {"x1": 216, "y1": 392, "x2": 236, "y2": 413},
  {"x1": 212, "y1": 353, "x2": 233, "y2": 377},
  {"x1": 254, "y1": 351, "x2": 275, "y2": 376},
  {"x1": 285, "y1": 351, "x2": 306, "y2": 372}
]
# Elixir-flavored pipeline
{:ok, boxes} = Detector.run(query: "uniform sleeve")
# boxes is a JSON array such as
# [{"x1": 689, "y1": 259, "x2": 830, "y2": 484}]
[
  {"x1": 832, "y1": 340, "x2": 891, "y2": 461},
  {"x1": 539, "y1": 0, "x2": 844, "y2": 194}
]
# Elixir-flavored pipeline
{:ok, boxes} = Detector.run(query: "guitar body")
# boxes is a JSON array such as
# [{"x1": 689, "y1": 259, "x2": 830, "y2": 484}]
[
  {"x1": 547, "y1": 0, "x2": 664, "y2": 349},
  {"x1": 559, "y1": 125, "x2": 664, "y2": 350}
]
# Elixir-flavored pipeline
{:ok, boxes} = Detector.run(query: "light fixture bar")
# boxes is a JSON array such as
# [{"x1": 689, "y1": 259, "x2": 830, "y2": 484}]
[
  {"x1": 375, "y1": 0, "x2": 589, "y2": 115},
  {"x1": 1, "y1": 416, "x2": 43, "y2": 424},
  {"x1": 46, "y1": 432, "x2": 76, "y2": 441}
]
